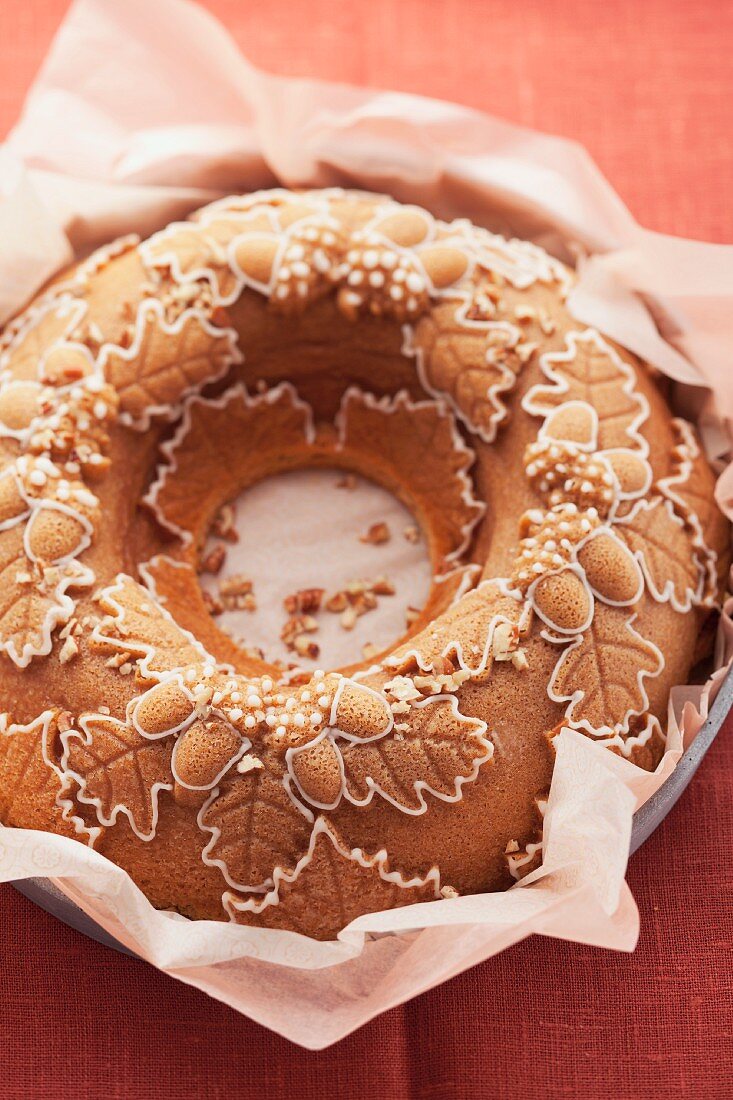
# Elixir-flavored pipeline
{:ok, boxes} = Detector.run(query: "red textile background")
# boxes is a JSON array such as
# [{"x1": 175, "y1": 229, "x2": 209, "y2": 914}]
[{"x1": 0, "y1": 1, "x2": 731, "y2": 1096}]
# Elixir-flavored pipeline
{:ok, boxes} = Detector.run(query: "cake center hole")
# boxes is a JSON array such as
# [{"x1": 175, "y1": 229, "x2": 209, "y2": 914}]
[{"x1": 198, "y1": 467, "x2": 432, "y2": 671}]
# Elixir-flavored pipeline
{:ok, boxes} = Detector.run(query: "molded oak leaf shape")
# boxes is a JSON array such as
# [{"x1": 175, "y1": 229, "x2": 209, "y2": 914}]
[
  {"x1": 0, "y1": 297, "x2": 87, "y2": 383},
  {"x1": 100, "y1": 301, "x2": 241, "y2": 428},
  {"x1": 0, "y1": 710, "x2": 96, "y2": 841},
  {"x1": 659, "y1": 418, "x2": 721, "y2": 594},
  {"x1": 410, "y1": 302, "x2": 523, "y2": 443},
  {"x1": 225, "y1": 819, "x2": 441, "y2": 940},
  {"x1": 141, "y1": 210, "x2": 278, "y2": 303},
  {"x1": 146, "y1": 383, "x2": 313, "y2": 544},
  {"x1": 60, "y1": 714, "x2": 173, "y2": 840},
  {"x1": 198, "y1": 752, "x2": 313, "y2": 893},
  {"x1": 524, "y1": 330, "x2": 649, "y2": 452},
  {"x1": 91, "y1": 575, "x2": 212, "y2": 680},
  {"x1": 0, "y1": 522, "x2": 88, "y2": 667},
  {"x1": 339, "y1": 695, "x2": 492, "y2": 814},
  {"x1": 615, "y1": 498, "x2": 706, "y2": 612},
  {"x1": 549, "y1": 603, "x2": 663, "y2": 734},
  {"x1": 337, "y1": 388, "x2": 484, "y2": 563},
  {"x1": 386, "y1": 581, "x2": 526, "y2": 678},
  {"x1": 660, "y1": 421, "x2": 718, "y2": 535}
]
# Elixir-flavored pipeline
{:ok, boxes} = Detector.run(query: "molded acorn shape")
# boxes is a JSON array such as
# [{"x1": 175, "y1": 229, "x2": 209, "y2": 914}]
[
  {"x1": 0, "y1": 382, "x2": 40, "y2": 432},
  {"x1": 289, "y1": 735, "x2": 343, "y2": 808},
  {"x1": 132, "y1": 679, "x2": 195, "y2": 739},
  {"x1": 25, "y1": 507, "x2": 89, "y2": 563},
  {"x1": 577, "y1": 529, "x2": 643, "y2": 605},
  {"x1": 531, "y1": 568, "x2": 593, "y2": 634},
  {"x1": 172, "y1": 716, "x2": 244, "y2": 790},
  {"x1": 542, "y1": 401, "x2": 598, "y2": 449}
]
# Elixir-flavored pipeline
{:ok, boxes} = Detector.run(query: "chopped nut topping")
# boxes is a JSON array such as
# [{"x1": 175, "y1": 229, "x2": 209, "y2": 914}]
[
  {"x1": 491, "y1": 621, "x2": 519, "y2": 661},
  {"x1": 284, "y1": 588, "x2": 324, "y2": 615},
  {"x1": 199, "y1": 544, "x2": 226, "y2": 575},
  {"x1": 218, "y1": 574, "x2": 255, "y2": 611},
  {"x1": 325, "y1": 591, "x2": 348, "y2": 613},
  {"x1": 294, "y1": 635, "x2": 321, "y2": 660},
  {"x1": 340, "y1": 605, "x2": 358, "y2": 631},
  {"x1": 202, "y1": 590, "x2": 224, "y2": 616},
  {"x1": 211, "y1": 503, "x2": 238, "y2": 542},
  {"x1": 323, "y1": 575, "x2": 396, "y2": 632},
  {"x1": 514, "y1": 303, "x2": 537, "y2": 323},
  {"x1": 440, "y1": 885, "x2": 459, "y2": 900},
  {"x1": 281, "y1": 614, "x2": 319, "y2": 650},
  {"x1": 359, "y1": 521, "x2": 390, "y2": 545},
  {"x1": 236, "y1": 754, "x2": 264, "y2": 774},
  {"x1": 56, "y1": 710, "x2": 75, "y2": 734},
  {"x1": 105, "y1": 653, "x2": 130, "y2": 669},
  {"x1": 59, "y1": 635, "x2": 80, "y2": 664},
  {"x1": 403, "y1": 524, "x2": 420, "y2": 544}
]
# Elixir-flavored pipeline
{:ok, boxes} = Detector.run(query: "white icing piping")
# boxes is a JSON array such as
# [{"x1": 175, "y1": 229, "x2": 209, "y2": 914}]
[
  {"x1": 401, "y1": 316, "x2": 522, "y2": 446},
  {"x1": 222, "y1": 815, "x2": 442, "y2": 922},
  {"x1": 614, "y1": 497, "x2": 707, "y2": 613},
  {"x1": 143, "y1": 381, "x2": 316, "y2": 545},
  {"x1": 90, "y1": 573, "x2": 214, "y2": 683},
  {"x1": 522, "y1": 328, "x2": 651, "y2": 457},
  {"x1": 545, "y1": 612, "x2": 664, "y2": 737},
  {"x1": 97, "y1": 298, "x2": 243, "y2": 432},
  {"x1": 1, "y1": 708, "x2": 101, "y2": 846},
  {"x1": 336, "y1": 694, "x2": 494, "y2": 817},
  {"x1": 58, "y1": 713, "x2": 173, "y2": 843},
  {"x1": 334, "y1": 385, "x2": 485, "y2": 563},
  {"x1": 384, "y1": 583, "x2": 530, "y2": 677}
]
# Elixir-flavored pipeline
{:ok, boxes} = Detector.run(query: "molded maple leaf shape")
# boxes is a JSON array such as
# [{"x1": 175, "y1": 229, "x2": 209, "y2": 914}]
[
  {"x1": 0, "y1": 296, "x2": 88, "y2": 384},
  {"x1": 286, "y1": 694, "x2": 492, "y2": 816},
  {"x1": 658, "y1": 418, "x2": 722, "y2": 595},
  {"x1": 614, "y1": 497, "x2": 708, "y2": 612},
  {"x1": 410, "y1": 302, "x2": 524, "y2": 443},
  {"x1": 145, "y1": 383, "x2": 314, "y2": 545},
  {"x1": 0, "y1": 521, "x2": 91, "y2": 668},
  {"x1": 548, "y1": 602, "x2": 663, "y2": 734},
  {"x1": 523, "y1": 329, "x2": 650, "y2": 452},
  {"x1": 224, "y1": 818, "x2": 441, "y2": 940},
  {"x1": 100, "y1": 300, "x2": 241, "y2": 428},
  {"x1": 336, "y1": 387, "x2": 484, "y2": 564},
  {"x1": 59, "y1": 713, "x2": 174, "y2": 841},
  {"x1": 198, "y1": 751, "x2": 313, "y2": 893},
  {"x1": 91, "y1": 575, "x2": 213, "y2": 682},
  {"x1": 0, "y1": 710, "x2": 97, "y2": 842}
]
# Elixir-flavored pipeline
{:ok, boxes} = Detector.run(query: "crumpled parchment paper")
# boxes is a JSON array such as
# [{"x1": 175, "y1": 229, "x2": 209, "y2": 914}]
[{"x1": 0, "y1": 0, "x2": 731, "y2": 1049}]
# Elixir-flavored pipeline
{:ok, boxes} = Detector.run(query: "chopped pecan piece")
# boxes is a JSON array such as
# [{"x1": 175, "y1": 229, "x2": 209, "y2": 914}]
[{"x1": 359, "y1": 521, "x2": 391, "y2": 545}]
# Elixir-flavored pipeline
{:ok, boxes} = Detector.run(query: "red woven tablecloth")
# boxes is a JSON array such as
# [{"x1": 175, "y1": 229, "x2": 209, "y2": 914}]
[{"x1": 1, "y1": 1, "x2": 731, "y2": 1095}]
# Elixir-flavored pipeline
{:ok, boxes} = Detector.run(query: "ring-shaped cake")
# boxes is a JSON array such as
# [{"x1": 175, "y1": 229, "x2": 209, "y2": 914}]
[{"x1": 0, "y1": 189, "x2": 727, "y2": 939}]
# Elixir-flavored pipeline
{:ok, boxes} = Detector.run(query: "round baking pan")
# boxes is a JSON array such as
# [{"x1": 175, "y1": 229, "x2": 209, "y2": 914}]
[{"x1": 11, "y1": 666, "x2": 732, "y2": 956}]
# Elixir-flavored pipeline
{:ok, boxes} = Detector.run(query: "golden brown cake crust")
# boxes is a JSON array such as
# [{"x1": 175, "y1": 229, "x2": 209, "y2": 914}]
[{"x1": 0, "y1": 189, "x2": 727, "y2": 940}]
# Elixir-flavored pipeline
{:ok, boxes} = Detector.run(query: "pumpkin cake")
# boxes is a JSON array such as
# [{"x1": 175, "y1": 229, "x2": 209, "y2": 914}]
[{"x1": 0, "y1": 189, "x2": 727, "y2": 940}]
